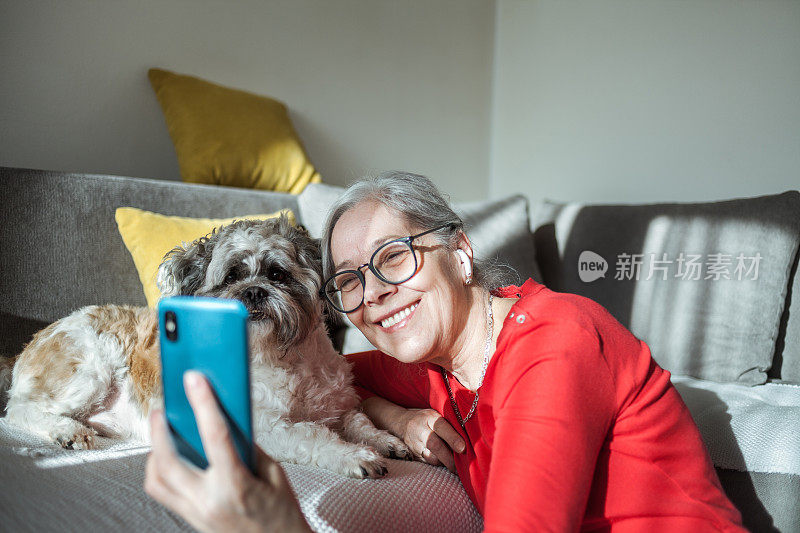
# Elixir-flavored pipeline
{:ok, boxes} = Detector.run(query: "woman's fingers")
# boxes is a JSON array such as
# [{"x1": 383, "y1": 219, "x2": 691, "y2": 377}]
[
  {"x1": 421, "y1": 412, "x2": 463, "y2": 473},
  {"x1": 420, "y1": 447, "x2": 441, "y2": 465},
  {"x1": 423, "y1": 433, "x2": 456, "y2": 473},
  {"x1": 145, "y1": 408, "x2": 201, "y2": 504},
  {"x1": 430, "y1": 416, "x2": 466, "y2": 454},
  {"x1": 403, "y1": 409, "x2": 464, "y2": 472},
  {"x1": 183, "y1": 370, "x2": 244, "y2": 473},
  {"x1": 254, "y1": 445, "x2": 290, "y2": 490},
  {"x1": 400, "y1": 409, "x2": 464, "y2": 473},
  {"x1": 144, "y1": 458, "x2": 198, "y2": 523}
]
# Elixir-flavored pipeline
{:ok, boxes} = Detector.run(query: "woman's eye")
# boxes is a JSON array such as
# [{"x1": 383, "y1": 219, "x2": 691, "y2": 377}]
[
  {"x1": 380, "y1": 248, "x2": 410, "y2": 268},
  {"x1": 339, "y1": 277, "x2": 358, "y2": 291},
  {"x1": 268, "y1": 268, "x2": 286, "y2": 282},
  {"x1": 386, "y1": 251, "x2": 405, "y2": 262}
]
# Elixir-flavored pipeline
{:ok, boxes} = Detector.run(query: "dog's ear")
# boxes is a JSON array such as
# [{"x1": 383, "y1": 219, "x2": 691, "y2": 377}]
[
  {"x1": 157, "y1": 234, "x2": 215, "y2": 297},
  {"x1": 290, "y1": 223, "x2": 323, "y2": 280},
  {"x1": 288, "y1": 221, "x2": 347, "y2": 324}
]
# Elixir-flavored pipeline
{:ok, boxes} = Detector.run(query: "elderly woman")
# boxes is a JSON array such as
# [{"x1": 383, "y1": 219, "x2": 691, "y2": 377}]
[{"x1": 145, "y1": 172, "x2": 746, "y2": 532}]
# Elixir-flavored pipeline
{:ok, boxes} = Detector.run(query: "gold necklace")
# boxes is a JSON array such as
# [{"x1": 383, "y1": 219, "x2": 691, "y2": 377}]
[{"x1": 441, "y1": 292, "x2": 494, "y2": 431}]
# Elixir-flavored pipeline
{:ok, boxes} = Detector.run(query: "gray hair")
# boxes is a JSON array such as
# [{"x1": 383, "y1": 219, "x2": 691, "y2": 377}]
[{"x1": 321, "y1": 171, "x2": 505, "y2": 291}]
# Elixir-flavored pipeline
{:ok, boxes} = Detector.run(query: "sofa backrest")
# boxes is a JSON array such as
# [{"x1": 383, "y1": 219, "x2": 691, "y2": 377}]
[
  {"x1": 529, "y1": 191, "x2": 800, "y2": 385},
  {"x1": 0, "y1": 167, "x2": 299, "y2": 356}
]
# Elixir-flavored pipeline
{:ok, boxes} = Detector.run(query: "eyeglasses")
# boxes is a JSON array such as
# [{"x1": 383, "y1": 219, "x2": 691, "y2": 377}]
[{"x1": 322, "y1": 224, "x2": 453, "y2": 313}]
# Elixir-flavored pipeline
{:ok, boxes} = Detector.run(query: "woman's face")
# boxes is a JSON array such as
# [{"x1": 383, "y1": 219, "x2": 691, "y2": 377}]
[{"x1": 329, "y1": 201, "x2": 470, "y2": 365}]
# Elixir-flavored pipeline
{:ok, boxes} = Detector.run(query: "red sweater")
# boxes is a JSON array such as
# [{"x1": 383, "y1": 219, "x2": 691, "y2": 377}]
[{"x1": 345, "y1": 279, "x2": 746, "y2": 532}]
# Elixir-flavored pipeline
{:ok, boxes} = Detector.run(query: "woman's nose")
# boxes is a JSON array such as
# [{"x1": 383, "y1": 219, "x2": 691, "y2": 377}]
[{"x1": 363, "y1": 269, "x2": 396, "y2": 305}]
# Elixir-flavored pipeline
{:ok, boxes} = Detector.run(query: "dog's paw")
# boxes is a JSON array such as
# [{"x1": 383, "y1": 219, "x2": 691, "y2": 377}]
[
  {"x1": 386, "y1": 442, "x2": 414, "y2": 461},
  {"x1": 52, "y1": 425, "x2": 98, "y2": 450},
  {"x1": 338, "y1": 447, "x2": 388, "y2": 479},
  {"x1": 368, "y1": 431, "x2": 414, "y2": 461}
]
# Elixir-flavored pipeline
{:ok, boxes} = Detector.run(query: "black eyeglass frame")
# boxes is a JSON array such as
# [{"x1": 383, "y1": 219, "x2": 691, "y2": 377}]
[{"x1": 321, "y1": 223, "x2": 455, "y2": 313}]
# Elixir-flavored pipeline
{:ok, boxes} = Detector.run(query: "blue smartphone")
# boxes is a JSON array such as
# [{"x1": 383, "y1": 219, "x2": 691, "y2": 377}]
[{"x1": 158, "y1": 296, "x2": 255, "y2": 473}]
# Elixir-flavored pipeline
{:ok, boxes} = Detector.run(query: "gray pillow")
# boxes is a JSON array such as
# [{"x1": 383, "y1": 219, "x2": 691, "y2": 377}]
[
  {"x1": 530, "y1": 191, "x2": 800, "y2": 385},
  {"x1": 295, "y1": 183, "x2": 345, "y2": 240},
  {"x1": 454, "y1": 195, "x2": 543, "y2": 287},
  {"x1": 777, "y1": 249, "x2": 800, "y2": 384},
  {"x1": 297, "y1": 183, "x2": 542, "y2": 354}
]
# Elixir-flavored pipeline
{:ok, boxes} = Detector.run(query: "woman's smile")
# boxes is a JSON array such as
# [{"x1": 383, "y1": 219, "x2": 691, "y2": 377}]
[{"x1": 373, "y1": 299, "x2": 421, "y2": 331}]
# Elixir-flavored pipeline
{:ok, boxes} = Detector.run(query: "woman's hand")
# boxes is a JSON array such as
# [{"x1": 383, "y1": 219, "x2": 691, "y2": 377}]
[
  {"x1": 360, "y1": 396, "x2": 466, "y2": 473},
  {"x1": 144, "y1": 371, "x2": 312, "y2": 533},
  {"x1": 396, "y1": 408, "x2": 466, "y2": 474}
]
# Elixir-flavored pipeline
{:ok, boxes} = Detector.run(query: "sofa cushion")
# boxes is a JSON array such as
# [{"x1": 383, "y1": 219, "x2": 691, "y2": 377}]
[
  {"x1": 530, "y1": 191, "x2": 800, "y2": 385},
  {"x1": 672, "y1": 375, "x2": 800, "y2": 532},
  {"x1": 716, "y1": 469, "x2": 800, "y2": 533},
  {"x1": 777, "y1": 247, "x2": 800, "y2": 383},
  {"x1": 0, "y1": 418, "x2": 483, "y2": 532},
  {"x1": 456, "y1": 195, "x2": 543, "y2": 286},
  {"x1": 148, "y1": 68, "x2": 321, "y2": 193},
  {"x1": 671, "y1": 375, "x2": 800, "y2": 475},
  {"x1": 296, "y1": 182, "x2": 346, "y2": 238}
]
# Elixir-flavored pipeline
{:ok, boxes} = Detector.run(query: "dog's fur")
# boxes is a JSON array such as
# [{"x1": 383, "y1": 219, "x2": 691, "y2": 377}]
[{"x1": 2, "y1": 215, "x2": 409, "y2": 478}]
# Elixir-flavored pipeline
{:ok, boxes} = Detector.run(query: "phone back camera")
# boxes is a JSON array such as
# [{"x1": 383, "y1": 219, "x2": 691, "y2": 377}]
[{"x1": 164, "y1": 311, "x2": 178, "y2": 341}]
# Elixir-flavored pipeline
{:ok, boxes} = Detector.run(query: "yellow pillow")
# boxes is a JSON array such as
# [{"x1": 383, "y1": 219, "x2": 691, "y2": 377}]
[
  {"x1": 148, "y1": 68, "x2": 321, "y2": 194},
  {"x1": 115, "y1": 207, "x2": 296, "y2": 307}
]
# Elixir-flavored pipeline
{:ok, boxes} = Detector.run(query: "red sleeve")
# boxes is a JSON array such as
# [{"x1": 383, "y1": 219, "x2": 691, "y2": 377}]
[
  {"x1": 344, "y1": 350, "x2": 430, "y2": 409},
  {"x1": 483, "y1": 322, "x2": 616, "y2": 533}
]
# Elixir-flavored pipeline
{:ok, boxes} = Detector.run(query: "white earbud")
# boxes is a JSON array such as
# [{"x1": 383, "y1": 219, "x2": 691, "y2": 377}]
[{"x1": 455, "y1": 249, "x2": 472, "y2": 283}]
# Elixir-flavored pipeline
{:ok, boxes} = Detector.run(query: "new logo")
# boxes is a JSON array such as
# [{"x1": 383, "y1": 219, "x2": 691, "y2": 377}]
[{"x1": 578, "y1": 250, "x2": 607, "y2": 282}]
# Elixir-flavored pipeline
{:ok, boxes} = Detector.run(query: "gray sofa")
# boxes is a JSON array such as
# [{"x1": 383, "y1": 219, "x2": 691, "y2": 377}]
[{"x1": 1, "y1": 166, "x2": 799, "y2": 532}]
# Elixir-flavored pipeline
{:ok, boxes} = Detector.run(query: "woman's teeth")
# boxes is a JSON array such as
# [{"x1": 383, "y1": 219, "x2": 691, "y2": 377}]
[{"x1": 381, "y1": 303, "x2": 418, "y2": 328}]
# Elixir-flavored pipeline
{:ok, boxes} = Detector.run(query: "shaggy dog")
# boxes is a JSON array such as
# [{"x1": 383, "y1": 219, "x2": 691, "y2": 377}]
[{"x1": 1, "y1": 215, "x2": 409, "y2": 478}]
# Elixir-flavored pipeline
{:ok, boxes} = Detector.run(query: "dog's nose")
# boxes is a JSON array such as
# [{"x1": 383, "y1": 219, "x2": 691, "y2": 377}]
[{"x1": 242, "y1": 286, "x2": 267, "y2": 305}]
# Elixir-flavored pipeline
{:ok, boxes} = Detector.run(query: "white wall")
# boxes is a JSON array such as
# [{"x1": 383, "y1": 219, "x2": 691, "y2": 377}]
[
  {"x1": 3, "y1": 1, "x2": 798, "y2": 205},
  {"x1": 0, "y1": 0, "x2": 495, "y2": 201},
  {"x1": 490, "y1": 0, "x2": 800, "y2": 203}
]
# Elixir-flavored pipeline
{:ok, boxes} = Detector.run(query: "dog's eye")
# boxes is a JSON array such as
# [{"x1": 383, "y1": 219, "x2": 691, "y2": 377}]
[
  {"x1": 224, "y1": 271, "x2": 238, "y2": 284},
  {"x1": 268, "y1": 268, "x2": 287, "y2": 282}
]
